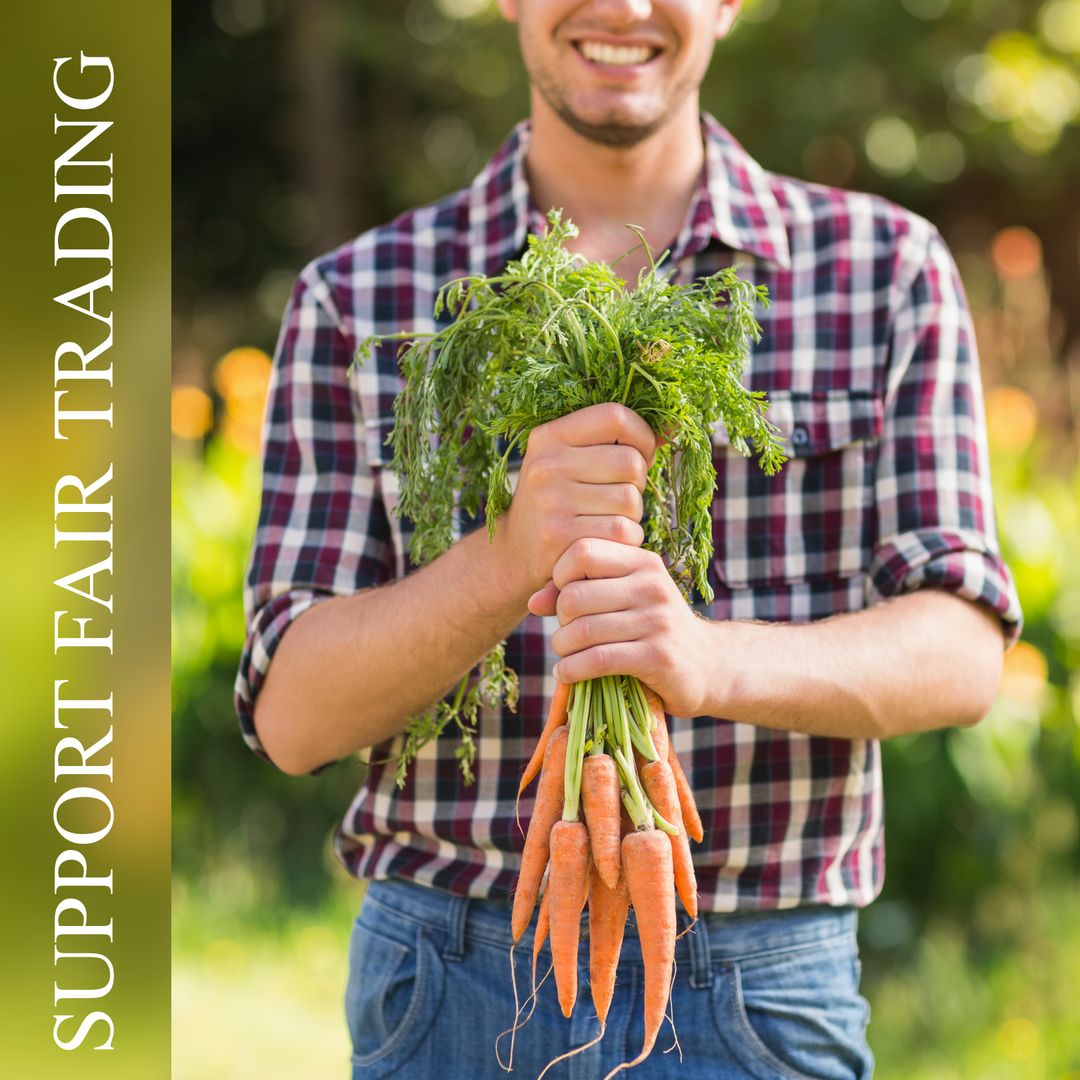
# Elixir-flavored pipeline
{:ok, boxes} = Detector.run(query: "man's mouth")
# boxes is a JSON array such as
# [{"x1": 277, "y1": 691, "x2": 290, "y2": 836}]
[{"x1": 573, "y1": 40, "x2": 661, "y2": 68}]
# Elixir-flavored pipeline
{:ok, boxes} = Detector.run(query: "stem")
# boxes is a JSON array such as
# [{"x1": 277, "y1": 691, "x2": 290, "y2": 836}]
[
  {"x1": 612, "y1": 747, "x2": 650, "y2": 830},
  {"x1": 571, "y1": 298, "x2": 624, "y2": 366},
  {"x1": 626, "y1": 677, "x2": 659, "y2": 762},
  {"x1": 451, "y1": 673, "x2": 470, "y2": 712},
  {"x1": 562, "y1": 679, "x2": 590, "y2": 822}
]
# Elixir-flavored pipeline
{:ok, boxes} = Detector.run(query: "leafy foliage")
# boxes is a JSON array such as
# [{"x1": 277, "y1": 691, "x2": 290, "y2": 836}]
[{"x1": 357, "y1": 211, "x2": 786, "y2": 782}]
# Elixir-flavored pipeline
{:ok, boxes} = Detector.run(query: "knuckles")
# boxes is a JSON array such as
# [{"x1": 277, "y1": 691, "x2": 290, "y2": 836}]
[{"x1": 556, "y1": 581, "x2": 583, "y2": 622}]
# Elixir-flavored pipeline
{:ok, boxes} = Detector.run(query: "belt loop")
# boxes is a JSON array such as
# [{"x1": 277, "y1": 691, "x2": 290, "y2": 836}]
[
  {"x1": 442, "y1": 894, "x2": 470, "y2": 963},
  {"x1": 685, "y1": 911, "x2": 714, "y2": 990}
]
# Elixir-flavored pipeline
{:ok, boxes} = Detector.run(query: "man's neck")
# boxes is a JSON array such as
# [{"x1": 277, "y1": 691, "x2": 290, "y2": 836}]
[{"x1": 524, "y1": 94, "x2": 705, "y2": 279}]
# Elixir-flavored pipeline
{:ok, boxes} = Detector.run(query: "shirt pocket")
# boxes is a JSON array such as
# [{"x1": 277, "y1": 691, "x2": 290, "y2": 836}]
[{"x1": 711, "y1": 390, "x2": 883, "y2": 589}]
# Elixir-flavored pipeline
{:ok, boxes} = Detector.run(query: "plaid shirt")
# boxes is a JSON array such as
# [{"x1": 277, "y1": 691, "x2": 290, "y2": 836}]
[{"x1": 236, "y1": 114, "x2": 1022, "y2": 911}]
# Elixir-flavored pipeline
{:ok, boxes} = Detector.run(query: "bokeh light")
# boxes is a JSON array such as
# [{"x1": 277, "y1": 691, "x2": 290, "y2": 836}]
[
  {"x1": 991, "y1": 226, "x2": 1043, "y2": 279},
  {"x1": 999, "y1": 641, "x2": 1049, "y2": 707},
  {"x1": 436, "y1": 0, "x2": 491, "y2": 17},
  {"x1": 213, "y1": 347, "x2": 272, "y2": 454},
  {"x1": 172, "y1": 385, "x2": 214, "y2": 440},
  {"x1": 985, "y1": 386, "x2": 1040, "y2": 455},
  {"x1": 865, "y1": 116, "x2": 919, "y2": 177},
  {"x1": 997, "y1": 1016, "x2": 1040, "y2": 1061},
  {"x1": 1039, "y1": 0, "x2": 1080, "y2": 55},
  {"x1": 916, "y1": 130, "x2": 966, "y2": 182}
]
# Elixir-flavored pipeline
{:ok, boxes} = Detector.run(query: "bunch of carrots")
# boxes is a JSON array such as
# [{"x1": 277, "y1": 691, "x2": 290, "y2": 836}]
[
  {"x1": 358, "y1": 211, "x2": 787, "y2": 1074},
  {"x1": 508, "y1": 675, "x2": 703, "y2": 1078}
]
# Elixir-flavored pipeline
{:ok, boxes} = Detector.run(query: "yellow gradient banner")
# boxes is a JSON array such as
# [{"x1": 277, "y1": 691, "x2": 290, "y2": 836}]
[{"x1": 2, "y1": 5, "x2": 170, "y2": 1077}]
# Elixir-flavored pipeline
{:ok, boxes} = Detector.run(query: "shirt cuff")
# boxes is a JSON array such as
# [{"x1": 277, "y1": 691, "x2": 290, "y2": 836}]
[
  {"x1": 866, "y1": 527, "x2": 1023, "y2": 648},
  {"x1": 234, "y1": 589, "x2": 339, "y2": 775}
]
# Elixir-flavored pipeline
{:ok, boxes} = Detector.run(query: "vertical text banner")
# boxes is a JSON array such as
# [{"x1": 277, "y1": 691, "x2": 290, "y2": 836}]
[{"x1": 1, "y1": 2, "x2": 170, "y2": 1077}]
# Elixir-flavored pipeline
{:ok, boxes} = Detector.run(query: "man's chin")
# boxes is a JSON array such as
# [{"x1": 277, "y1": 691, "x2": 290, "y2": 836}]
[{"x1": 551, "y1": 103, "x2": 667, "y2": 149}]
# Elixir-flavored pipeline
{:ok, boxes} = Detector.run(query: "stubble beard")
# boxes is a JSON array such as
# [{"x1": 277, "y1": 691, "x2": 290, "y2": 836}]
[
  {"x1": 524, "y1": 36, "x2": 696, "y2": 149},
  {"x1": 536, "y1": 77, "x2": 669, "y2": 148}
]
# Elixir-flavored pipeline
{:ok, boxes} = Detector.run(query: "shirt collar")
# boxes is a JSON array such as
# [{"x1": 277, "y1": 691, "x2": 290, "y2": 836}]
[{"x1": 466, "y1": 112, "x2": 791, "y2": 278}]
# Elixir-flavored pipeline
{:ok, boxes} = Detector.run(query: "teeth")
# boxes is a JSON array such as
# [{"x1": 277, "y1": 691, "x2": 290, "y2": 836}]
[{"x1": 578, "y1": 41, "x2": 653, "y2": 66}]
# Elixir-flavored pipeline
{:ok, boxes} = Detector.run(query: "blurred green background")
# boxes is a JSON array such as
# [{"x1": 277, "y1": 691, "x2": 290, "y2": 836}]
[{"x1": 172, "y1": 2, "x2": 1080, "y2": 1077}]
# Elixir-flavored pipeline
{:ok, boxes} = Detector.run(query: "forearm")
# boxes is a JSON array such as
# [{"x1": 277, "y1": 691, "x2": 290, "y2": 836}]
[
  {"x1": 703, "y1": 590, "x2": 1005, "y2": 740},
  {"x1": 254, "y1": 524, "x2": 530, "y2": 775}
]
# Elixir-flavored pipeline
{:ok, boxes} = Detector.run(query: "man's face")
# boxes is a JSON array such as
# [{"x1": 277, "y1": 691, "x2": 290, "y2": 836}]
[{"x1": 498, "y1": 0, "x2": 740, "y2": 148}]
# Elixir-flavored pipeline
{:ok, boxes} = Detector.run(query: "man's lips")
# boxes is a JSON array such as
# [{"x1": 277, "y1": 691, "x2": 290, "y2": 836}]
[{"x1": 572, "y1": 39, "x2": 663, "y2": 69}]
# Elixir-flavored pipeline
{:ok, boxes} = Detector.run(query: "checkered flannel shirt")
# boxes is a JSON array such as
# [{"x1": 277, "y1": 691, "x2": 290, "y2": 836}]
[{"x1": 236, "y1": 114, "x2": 1022, "y2": 910}]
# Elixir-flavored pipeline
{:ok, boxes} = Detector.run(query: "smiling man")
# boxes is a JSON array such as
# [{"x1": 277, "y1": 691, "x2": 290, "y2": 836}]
[{"x1": 236, "y1": 2, "x2": 1021, "y2": 1077}]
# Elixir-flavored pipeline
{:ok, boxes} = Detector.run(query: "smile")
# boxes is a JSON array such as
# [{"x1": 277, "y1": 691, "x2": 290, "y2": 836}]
[{"x1": 574, "y1": 40, "x2": 660, "y2": 67}]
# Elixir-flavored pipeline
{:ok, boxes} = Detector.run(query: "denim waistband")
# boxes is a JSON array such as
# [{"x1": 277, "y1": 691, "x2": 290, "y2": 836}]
[{"x1": 361, "y1": 877, "x2": 857, "y2": 992}]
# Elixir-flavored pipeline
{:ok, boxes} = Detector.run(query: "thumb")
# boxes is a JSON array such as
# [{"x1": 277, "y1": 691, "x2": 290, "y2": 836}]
[{"x1": 527, "y1": 580, "x2": 559, "y2": 617}]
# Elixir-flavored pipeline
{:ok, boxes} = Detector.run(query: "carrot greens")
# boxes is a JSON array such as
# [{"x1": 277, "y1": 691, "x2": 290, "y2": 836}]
[{"x1": 357, "y1": 209, "x2": 786, "y2": 786}]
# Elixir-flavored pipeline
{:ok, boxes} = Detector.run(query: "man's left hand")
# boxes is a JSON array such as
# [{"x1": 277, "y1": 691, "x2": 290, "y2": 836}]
[{"x1": 526, "y1": 537, "x2": 713, "y2": 717}]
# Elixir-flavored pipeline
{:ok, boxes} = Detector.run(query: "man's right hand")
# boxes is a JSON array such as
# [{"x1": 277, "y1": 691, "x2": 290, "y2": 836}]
[{"x1": 494, "y1": 402, "x2": 659, "y2": 597}]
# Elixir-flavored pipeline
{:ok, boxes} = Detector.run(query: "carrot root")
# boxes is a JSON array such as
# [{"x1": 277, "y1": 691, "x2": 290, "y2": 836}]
[
  {"x1": 547, "y1": 820, "x2": 590, "y2": 1018},
  {"x1": 621, "y1": 829, "x2": 676, "y2": 1065},
  {"x1": 537, "y1": 1023, "x2": 606, "y2": 1080},
  {"x1": 587, "y1": 859, "x2": 630, "y2": 1028},
  {"x1": 668, "y1": 746, "x2": 704, "y2": 844},
  {"x1": 511, "y1": 726, "x2": 568, "y2": 942},
  {"x1": 640, "y1": 758, "x2": 698, "y2": 919},
  {"x1": 581, "y1": 754, "x2": 622, "y2": 890},
  {"x1": 641, "y1": 683, "x2": 704, "y2": 844},
  {"x1": 517, "y1": 680, "x2": 571, "y2": 798}
]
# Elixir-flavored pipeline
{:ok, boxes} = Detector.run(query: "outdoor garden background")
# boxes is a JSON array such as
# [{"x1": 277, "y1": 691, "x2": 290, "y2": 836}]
[{"x1": 173, "y1": 2, "x2": 1080, "y2": 1076}]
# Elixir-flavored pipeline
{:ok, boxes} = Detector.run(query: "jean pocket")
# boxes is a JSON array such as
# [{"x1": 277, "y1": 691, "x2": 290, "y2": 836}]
[
  {"x1": 345, "y1": 918, "x2": 446, "y2": 1078},
  {"x1": 711, "y1": 938, "x2": 873, "y2": 1080}
]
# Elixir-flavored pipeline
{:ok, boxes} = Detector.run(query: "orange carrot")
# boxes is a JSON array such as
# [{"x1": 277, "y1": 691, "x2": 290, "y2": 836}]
[
  {"x1": 641, "y1": 684, "x2": 704, "y2": 844},
  {"x1": 640, "y1": 759, "x2": 698, "y2": 919},
  {"x1": 547, "y1": 820, "x2": 590, "y2": 1018},
  {"x1": 532, "y1": 886, "x2": 550, "y2": 987},
  {"x1": 511, "y1": 726, "x2": 568, "y2": 942},
  {"x1": 587, "y1": 858, "x2": 629, "y2": 1028},
  {"x1": 518, "y1": 681, "x2": 571, "y2": 797},
  {"x1": 642, "y1": 686, "x2": 669, "y2": 762},
  {"x1": 617, "y1": 829, "x2": 676, "y2": 1071},
  {"x1": 668, "y1": 746, "x2": 704, "y2": 843},
  {"x1": 580, "y1": 753, "x2": 621, "y2": 890}
]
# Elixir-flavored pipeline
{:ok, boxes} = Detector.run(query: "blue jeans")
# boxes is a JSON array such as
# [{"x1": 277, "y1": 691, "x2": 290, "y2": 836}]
[{"x1": 346, "y1": 878, "x2": 874, "y2": 1079}]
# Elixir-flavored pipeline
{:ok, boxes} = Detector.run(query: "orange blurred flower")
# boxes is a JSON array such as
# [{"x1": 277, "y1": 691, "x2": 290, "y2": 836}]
[
  {"x1": 172, "y1": 385, "x2": 214, "y2": 440},
  {"x1": 985, "y1": 386, "x2": 1039, "y2": 455},
  {"x1": 990, "y1": 227, "x2": 1042, "y2": 280},
  {"x1": 214, "y1": 347, "x2": 272, "y2": 453},
  {"x1": 999, "y1": 642, "x2": 1048, "y2": 707}
]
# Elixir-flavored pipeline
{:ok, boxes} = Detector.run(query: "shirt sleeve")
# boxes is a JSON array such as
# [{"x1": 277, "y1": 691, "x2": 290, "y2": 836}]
[
  {"x1": 866, "y1": 225, "x2": 1023, "y2": 646},
  {"x1": 234, "y1": 263, "x2": 395, "y2": 771}
]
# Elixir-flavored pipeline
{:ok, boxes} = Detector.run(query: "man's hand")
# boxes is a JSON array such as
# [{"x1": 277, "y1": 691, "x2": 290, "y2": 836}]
[
  {"x1": 526, "y1": 538, "x2": 713, "y2": 718},
  {"x1": 496, "y1": 402, "x2": 659, "y2": 596},
  {"x1": 527, "y1": 539, "x2": 1006, "y2": 739}
]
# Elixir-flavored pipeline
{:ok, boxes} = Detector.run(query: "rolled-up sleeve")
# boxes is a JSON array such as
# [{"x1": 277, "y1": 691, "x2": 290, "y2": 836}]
[
  {"x1": 867, "y1": 226, "x2": 1022, "y2": 646},
  {"x1": 234, "y1": 263, "x2": 394, "y2": 769}
]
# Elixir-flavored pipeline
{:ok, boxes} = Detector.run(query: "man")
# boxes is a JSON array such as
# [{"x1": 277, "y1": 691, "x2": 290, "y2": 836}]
[{"x1": 236, "y1": 1, "x2": 1022, "y2": 1076}]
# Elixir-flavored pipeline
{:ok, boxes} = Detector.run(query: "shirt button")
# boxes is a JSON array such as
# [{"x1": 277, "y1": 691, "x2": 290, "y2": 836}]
[{"x1": 791, "y1": 425, "x2": 809, "y2": 449}]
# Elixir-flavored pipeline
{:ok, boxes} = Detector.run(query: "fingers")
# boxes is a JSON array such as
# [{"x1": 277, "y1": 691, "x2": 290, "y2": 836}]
[
  {"x1": 551, "y1": 538, "x2": 658, "y2": 591},
  {"x1": 527, "y1": 580, "x2": 559, "y2": 617},
  {"x1": 553, "y1": 641, "x2": 653, "y2": 686},
  {"x1": 525, "y1": 444, "x2": 648, "y2": 495},
  {"x1": 529, "y1": 566, "x2": 660, "y2": 622},
  {"x1": 533, "y1": 403, "x2": 658, "y2": 468},
  {"x1": 567, "y1": 444, "x2": 650, "y2": 492},
  {"x1": 551, "y1": 610, "x2": 647, "y2": 659},
  {"x1": 554, "y1": 576, "x2": 643, "y2": 623}
]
